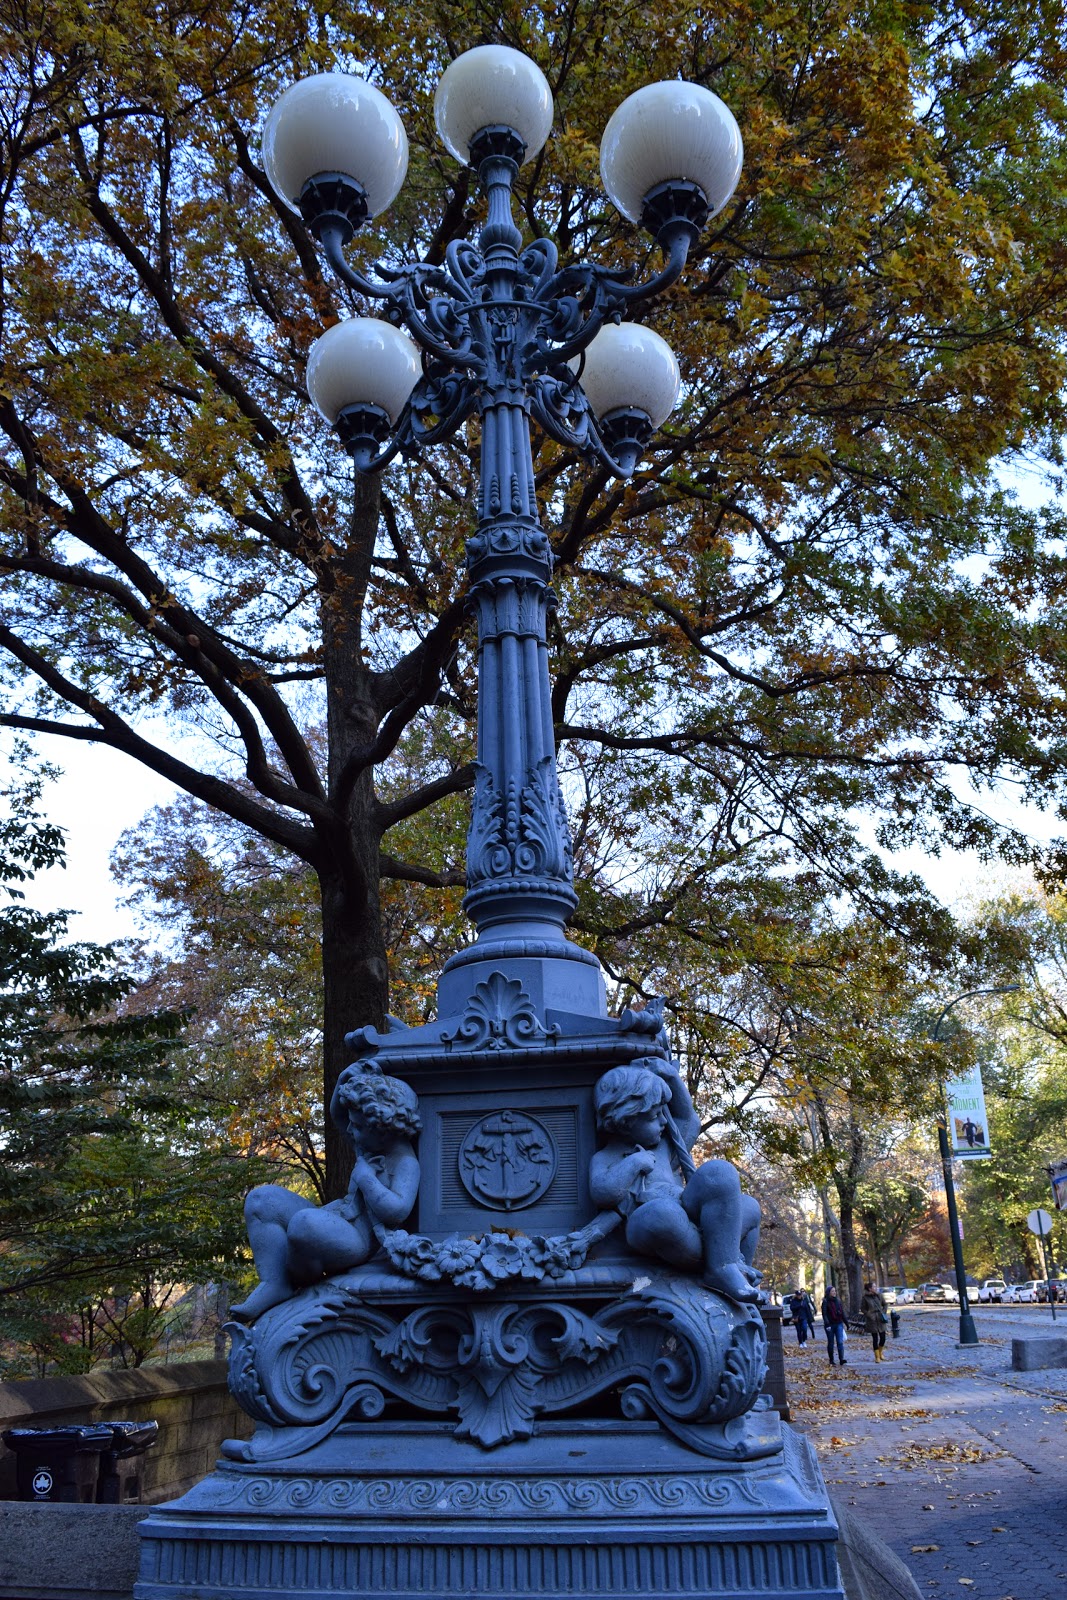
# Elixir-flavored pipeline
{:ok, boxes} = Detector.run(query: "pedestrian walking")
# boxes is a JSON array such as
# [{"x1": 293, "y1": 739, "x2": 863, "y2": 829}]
[
  {"x1": 821, "y1": 1285, "x2": 847, "y2": 1365},
  {"x1": 860, "y1": 1280, "x2": 889, "y2": 1360},
  {"x1": 788, "y1": 1288, "x2": 816, "y2": 1345}
]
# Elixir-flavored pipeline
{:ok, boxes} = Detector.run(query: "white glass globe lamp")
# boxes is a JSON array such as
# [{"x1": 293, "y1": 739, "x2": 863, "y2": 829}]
[
  {"x1": 434, "y1": 45, "x2": 553, "y2": 165},
  {"x1": 307, "y1": 318, "x2": 421, "y2": 426},
  {"x1": 600, "y1": 81, "x2": 742, "y2": 227},
  {"x1": 262, "y1": 73, "x2": 409, "y2": 220},
  {"x1": 575, "y1": 323, "x2": 681, "y2": 429}
]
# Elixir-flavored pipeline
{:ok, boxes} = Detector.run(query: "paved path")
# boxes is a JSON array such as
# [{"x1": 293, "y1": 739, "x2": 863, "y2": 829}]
[{"x1": 787, "y1": 1304, "x2": 1067, "y2": 1600}]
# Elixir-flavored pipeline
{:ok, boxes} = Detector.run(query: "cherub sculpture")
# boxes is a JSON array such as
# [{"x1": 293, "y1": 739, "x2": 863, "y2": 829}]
[
  {"x1": 589, "y1": 1057, "x2": 760, "y2": 1302},
  {"x1": 232, "y1": 1065, "x2": 421, "y2": 1322}
]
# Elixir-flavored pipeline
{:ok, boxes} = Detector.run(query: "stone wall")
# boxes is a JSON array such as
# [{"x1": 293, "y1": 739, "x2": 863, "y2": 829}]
[{"x1": 0, "y1": 1359, "x2": 252, "y2": 1505}]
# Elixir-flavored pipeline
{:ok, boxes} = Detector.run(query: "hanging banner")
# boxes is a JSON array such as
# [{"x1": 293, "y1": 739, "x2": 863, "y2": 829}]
[
  {"x1": 1050, "y1": 1158, "x2": 1067, "y2": 1211},
  {"x1": 945, "y1": 1065, "x2": 992, "y2": 1159}
]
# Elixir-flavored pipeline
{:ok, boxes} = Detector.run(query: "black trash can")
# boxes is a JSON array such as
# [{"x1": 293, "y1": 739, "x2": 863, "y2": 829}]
[
  {"x1": 2, "y1": 1423, "x2": 113, "y2": 1503},
  {"x1": 98, "y1": 1420, "x2": 159, "y2": 1504},
  {"x1": 890, "y1": 1310, "x2": 901, "y2": 1338}
]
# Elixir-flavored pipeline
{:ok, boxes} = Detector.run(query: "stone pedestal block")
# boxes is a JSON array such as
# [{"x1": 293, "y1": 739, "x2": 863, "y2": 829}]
[
  {"x1": 1011, "y1": 1335, "x2": 1067, "y2": 1370},
  {"x1": 761, "y1": 1305, "x2": 792, "y2": 1420},
  {"x1": 135, "y1": 1419, "x2": 844, "y2": 1600}
]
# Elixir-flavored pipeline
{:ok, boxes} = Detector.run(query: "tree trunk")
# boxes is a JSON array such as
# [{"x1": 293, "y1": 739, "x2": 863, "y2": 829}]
[
  {"x1": 819, "y1": 1188, "x2": 839, "y2": 1293},
  {"x1": 839, "y1": 1199, "x2": 864, "y2": 1313},
  {"x1": 318, "y1": 856, "x2": 389, "y2": 1199},
  {"x1": 319, "y1": 468, "x2": 391, "y2": 1201}
]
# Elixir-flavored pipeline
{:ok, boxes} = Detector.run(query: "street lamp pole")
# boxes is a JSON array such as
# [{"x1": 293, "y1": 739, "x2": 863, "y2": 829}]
[
  {"x1": 259, "y1": 52, "x2": 743, "y2": 1004},
  {"x1": 930, "y1": 985, "x2": 1019, "y2": 1347}
]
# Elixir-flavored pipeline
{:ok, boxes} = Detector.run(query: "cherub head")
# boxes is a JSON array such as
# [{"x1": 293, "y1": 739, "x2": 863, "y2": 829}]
[
  {"x1": 594, "y1": 1065, "x2": 670, "y2": 1146},
  {"x1": 333, "y1": 1067, "x2": 421, "y2": 1143}
]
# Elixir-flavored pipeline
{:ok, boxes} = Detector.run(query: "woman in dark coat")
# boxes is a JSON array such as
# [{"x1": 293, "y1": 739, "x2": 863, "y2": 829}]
[{"x1": 860, "y1": 1281, "x2": 889, "y2": 1360}]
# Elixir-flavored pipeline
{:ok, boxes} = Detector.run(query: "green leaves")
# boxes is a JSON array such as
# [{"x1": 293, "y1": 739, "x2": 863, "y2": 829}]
[
  {"x1": 1, "y1": 0, "x2": 1067, "y2": 1198},
  {"x1": 0, "y1": 773, "x2": 258, "y2": 1371}
]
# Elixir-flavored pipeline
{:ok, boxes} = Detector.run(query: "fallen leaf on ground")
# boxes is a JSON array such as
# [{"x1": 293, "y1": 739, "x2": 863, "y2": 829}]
[
  {"x1": 991, "y1": 1527, "x2": 1007, "y2": 1533},
  {"x1": 959, "y1": 1580, "x2": 975, "y2": 1587},
  {"x1": 922, "y1": 1504, "x2": 936, "y2": 1510},
  {"x1": 966, "y1": 1541, "x2": 983, "y2": 1547},
  {"x1": 912, "y1": 1545, "x2": 940, "y2": 1553},
  {"x1": 900, "y1": 1442, "x2": 1000, "y2": 1466}
]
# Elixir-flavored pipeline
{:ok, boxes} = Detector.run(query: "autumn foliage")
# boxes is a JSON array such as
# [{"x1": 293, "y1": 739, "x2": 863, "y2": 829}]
[{"x1": 2, "y1": 0, "x2": 1067, "y2": 1193}]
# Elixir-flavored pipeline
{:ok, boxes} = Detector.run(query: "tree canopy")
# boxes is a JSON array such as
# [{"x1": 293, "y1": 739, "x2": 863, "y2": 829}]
[
  {"x1": 3, "y1": 0, "x2": 1067, "y2": 1192},
  {"x1": 0, "y1": 770, "x2": 256, "y2": 1370}
]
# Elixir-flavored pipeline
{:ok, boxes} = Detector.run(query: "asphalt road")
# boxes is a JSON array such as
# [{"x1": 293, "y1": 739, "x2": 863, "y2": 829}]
[{"x1": 787, "y1": 1304, "x2": 1067, "y2": 1600}]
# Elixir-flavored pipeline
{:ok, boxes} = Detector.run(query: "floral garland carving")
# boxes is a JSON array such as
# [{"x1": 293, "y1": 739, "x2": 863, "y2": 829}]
[{"x1": 374, "y1": 1212, "x2": 619, "y2": 1293}]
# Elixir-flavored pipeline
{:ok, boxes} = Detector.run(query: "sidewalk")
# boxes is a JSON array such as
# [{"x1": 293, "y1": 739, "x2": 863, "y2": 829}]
[{"x1": 787, "y1": 1306, "x2": 1067, "y2": 1600}]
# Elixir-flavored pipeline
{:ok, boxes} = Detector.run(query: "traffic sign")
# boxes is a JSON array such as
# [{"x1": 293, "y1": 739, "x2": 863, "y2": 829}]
[{"x1": 1028, "y1": 1207, "x2": 1054, "y2": 1235}]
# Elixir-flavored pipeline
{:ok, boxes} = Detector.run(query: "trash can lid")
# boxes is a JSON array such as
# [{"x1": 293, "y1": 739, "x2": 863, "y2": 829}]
[
  {"x1": 2, "y1": 1424, "x2": 113, "y2": 1452},
  {"x1": 105, "y1": 1420, "x2": 159, "y2": 1455}
]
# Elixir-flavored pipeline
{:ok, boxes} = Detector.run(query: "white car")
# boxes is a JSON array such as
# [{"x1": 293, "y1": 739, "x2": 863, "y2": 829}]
[
  {"x1": 978, "y1": 1279, "x2": 1007, "y2": 1303},
  {"x1": 1004, "y1": 1281, "x2": 1042, "y2": 1303},
  {"x1": 881, "y1": 1285, "x2": 907, "y2": 1306}
]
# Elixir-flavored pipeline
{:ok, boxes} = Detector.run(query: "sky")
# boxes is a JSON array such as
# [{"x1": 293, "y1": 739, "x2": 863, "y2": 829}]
[{"x1": 13, "y1": 738, "x2": 179, "y2": 945}]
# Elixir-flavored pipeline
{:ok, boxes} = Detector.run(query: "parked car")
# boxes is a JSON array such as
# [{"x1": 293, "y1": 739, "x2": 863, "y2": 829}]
[
  {"x1": 881, "y1": 1285, "x2": 907, "y2": 1306},
  {"x1": 1006, "y1": 1280, "x2": 1043, "y2": 1303},
  {"x1": 978, "y1": 1279, "x2": 1008, "y2": 1303},
  {"x1": 895, "y1": 1287, "x2": 919, "y2": 1305},
  {"x1": 919, "y1": 1281, "x2": 960, "y2": 1302}
]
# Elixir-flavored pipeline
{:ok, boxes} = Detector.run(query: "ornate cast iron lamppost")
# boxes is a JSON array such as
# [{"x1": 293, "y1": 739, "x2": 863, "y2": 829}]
[
  {"x1": 134, "y1": 46, "x2": 846, "y2": 1600},
  {"x1": 262, "y1": 47, "x2": 738, "y2": 1023}
]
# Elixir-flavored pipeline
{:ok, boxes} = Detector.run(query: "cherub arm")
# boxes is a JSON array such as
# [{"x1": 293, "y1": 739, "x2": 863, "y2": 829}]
[
  {"x1": 590, "y1": 1143, "x2": 655, "y2": 1210},
  {"x1": 647, "y1": 1058, "x2": 701, "y2": 1149},
  {"x1": 353, "y1": 1144, "x2": 420, "y2": 1227}
]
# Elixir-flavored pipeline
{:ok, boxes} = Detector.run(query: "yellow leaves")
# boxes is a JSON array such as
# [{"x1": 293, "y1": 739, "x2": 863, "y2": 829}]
[{"x1": 898, "y1": 1440, "x2": 1002, "y2": 1466}]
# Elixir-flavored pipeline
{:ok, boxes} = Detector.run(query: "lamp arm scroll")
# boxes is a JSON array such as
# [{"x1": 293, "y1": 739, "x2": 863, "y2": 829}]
[
  {"x1": 407, "y1": 370, "x2": 480, "y2": 448},
  {"x1": 315, "y1": 222, "x2": 406, "y2": 303},
  {"x1": 318, "y1": 227, "x2": 483, "y2": 375},
  {"x1": 339, "y1": 368, "x2": 480, "y2": 474},
  {"x1": 527, "y1": 369, "x2": 645, "y2": 479},
  {"x1": 532, "y1": 231, "x2": 692, "y2": 373}
]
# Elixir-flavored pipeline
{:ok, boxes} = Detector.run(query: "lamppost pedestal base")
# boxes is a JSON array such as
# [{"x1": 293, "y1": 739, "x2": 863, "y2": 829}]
[
  {"x1": 957, "y1": 1310, "x2": 980, "y2": 1346},
  {"x1": 134, "y1": 1420, "x2": 845, "y2": 1600},
  {"x1": 436, "y1": 940, "x2": 608, "y2": 1020}
]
